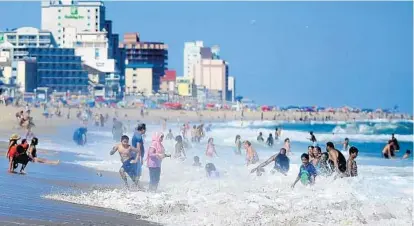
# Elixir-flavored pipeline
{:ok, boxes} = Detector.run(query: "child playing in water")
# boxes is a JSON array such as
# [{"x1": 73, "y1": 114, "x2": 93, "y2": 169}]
[
  {"x1": 235, "y1": 135, "x2": 242, "y2": 155},
  {"x1": 346, "y1": 147, "x2": 358, "y2": 177},
  {"x1": 205, "y1": 138, "x2": 218, "y2": 157},
  {"x1": 193, "y1": 156, "x2": 202, "y2": 167},
  {"x1": 284, "y1": 138, "x2": 291, "y2": 155},
  {"x1": 174, "y1": 135, "x2": 186, "y2": 160},
  {"x1": 166, "y1": 129, "x2": 174, "y2": 140},
  {"x1": 291, "y1": 153, "x2": 317, "y2": 188},
  {"x1": 205, "y1": 163, "x2": 220, "y2": 178},
  {"x1": 266, "y1": 134, "x2": 274, "y2": 147},
  {"x1": 244, "y1": 141, "x2": 259, "y2": 166}
]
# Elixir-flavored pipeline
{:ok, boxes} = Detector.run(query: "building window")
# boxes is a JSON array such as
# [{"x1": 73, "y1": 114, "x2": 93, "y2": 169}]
[
  {"x1": 58, "y1": 16, "x2": 61, "y2": 19},
  {"x1": 132, "y1": 80, "x2": 136, "y2": 84},
  {"x1": 87, "y1": 9, "x2": 90, "y2": 13},
  {"x1": 58, "y1": 9, "x2": 61, "y2": 12},
  {"x1": 133, "y1": 74, "x2": 137, "y2": 77},
  {"x1": 58, "y1": 23, "x2": 61, "y2": 26}
]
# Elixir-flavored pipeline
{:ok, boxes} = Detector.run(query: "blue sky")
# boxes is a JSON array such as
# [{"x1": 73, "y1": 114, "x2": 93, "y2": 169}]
[{"x1": 0, "y1": 1, "x2": 412, "y2": 113}]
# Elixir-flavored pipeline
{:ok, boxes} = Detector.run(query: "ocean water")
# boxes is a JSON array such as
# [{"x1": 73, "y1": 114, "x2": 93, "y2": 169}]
[{"x1": 39, "y1": 120, "x2": 413, "y2": 225}]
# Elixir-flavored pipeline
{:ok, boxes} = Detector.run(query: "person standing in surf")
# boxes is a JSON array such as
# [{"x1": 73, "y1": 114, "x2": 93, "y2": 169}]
[
  {"x1": 112, "y1": 118, "x2": 125, "y2": 141},
  {"x1": 110, "y1": 135, "x2": 141, "y2": 188},
  {"x1": 346, "y1": 147, "x2": 358, "y2": 177},
  {"x1": 147, "y1": 132, "x2": 170, "y2": 191},
  {"x1": 235, "y1": 135, "x2": 242, "y2": 155},
  {"x1": 391, "y1": 134, "x2": 400, "y2": 152},
  {"x1": 244, "y1": 141, "x2": 259, "y2": 166},
  {"x1": 266, "y1": 133, "x2": 274, "y2": 147},
  {"x1": 326, "y1": 142, "x2": 347, "y2": 176},
  {"x1": 205, "y1": 138, "x2": 218, "y2": 157},
  {"x1": 382, "y1": 140, "x2": 396, "y2": 159},
  {"x1": 284, "y1": 138, "x2": 291, "y2": 155},
  {"x1": 309, "y1": 131, "x2": 317, "y2": 146},
  {"x1": 131, "y1": 123, "x2": 146, "y2": 181}
]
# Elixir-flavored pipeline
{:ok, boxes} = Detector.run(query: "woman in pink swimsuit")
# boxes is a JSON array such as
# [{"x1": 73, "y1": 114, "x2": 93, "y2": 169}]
[{"x1": 205, "y1": 138, "x2": 218, "y2": 157}]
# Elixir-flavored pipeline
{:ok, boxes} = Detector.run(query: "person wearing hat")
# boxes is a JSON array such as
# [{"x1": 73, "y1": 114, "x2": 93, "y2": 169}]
[
  {"x1": 7, "y1": 134, "x2": 20, "y2": 173},
  {"x1": 131, "y1": 123, "x2": 146, "y2": 181}
]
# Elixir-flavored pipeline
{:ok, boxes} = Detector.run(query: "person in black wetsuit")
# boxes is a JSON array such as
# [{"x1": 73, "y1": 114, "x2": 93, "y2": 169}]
[
  {"x1": 250, "y1": 148, "x2": 290, "y2": 176},
  {"x1": 326, "y1": 142, "x2": 347, "y2": 176}
]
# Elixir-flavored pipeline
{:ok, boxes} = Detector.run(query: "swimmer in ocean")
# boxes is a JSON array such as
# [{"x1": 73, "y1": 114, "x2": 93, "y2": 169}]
[
  {"x1": 174, "y1": 135, "x2": 186, "y2": 160},
  {"x1": 346, "y1": 147, "x2": 358, "y2": 177},
  {"x1": 250, "y1": 148, "x2": 290, "y2": 176},
  {"x1": 205, "y1": 163, "x2": 220, "y2": 178},
  {"x1": 326, "y1": 142, "x2": 347, "y2": 176},
  {"x1": 193, "y1": 156, "x2": 202, "y2": 167},
  {"x1": 309, "y1": 131, "x2": 317, "y2": 146},
  {"x1": 110, "y1": 135, "x2": 141, "y2": 188},
  {"x1": 402, "y1": 150, "x2": 411, "y2": 159},
  {"x1": 166, "y1": 129, "x2": 174, "y2": 140},
  {"x1": 266, "y1": 133, "x2": 274, "y2": 147},
  {"x1": 382, "y1": 140, "x2": 396, "y2": 159},
  {"x1": 257, "y1": 132, "x2": 264, "y2": 143},
  {"x1": 291, "y1": 153, "x2": 317, "y2": 188},
  {"x1": 235, "y1": 135, "x2": 242, "y2": 155},
  {"x1": 205, "y1": 138, "x2": 218, "y2": 157}
]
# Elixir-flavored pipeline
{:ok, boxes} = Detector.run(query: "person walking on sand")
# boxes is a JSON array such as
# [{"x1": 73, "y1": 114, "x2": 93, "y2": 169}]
[
  {"x1": 146, "y1": 132, "x2": 171, "y2": 191},
  {"x1": 205, "y1": 138, "x2": 218, "y2": 157},
  {"x1": 110, "y1": 135, "x2": 141, "y2": 188}
]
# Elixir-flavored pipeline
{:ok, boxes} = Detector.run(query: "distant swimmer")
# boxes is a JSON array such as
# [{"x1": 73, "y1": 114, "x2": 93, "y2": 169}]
[
  {"x1": 205, "y1": 163, "x2": 220, "y2": 178},
  {"x1": 274, "y1": 128, "x2": 279, "y2": 140},
  {"x1": 284, "y1": 138, "x2": 291, "y2": 155},
  {"x1": 205, "y1": 138, "x2": 218, "y2": 157},
  {"x1": 337, "y1": 138, "x2": 351, "y2": 153},
  {"x1": 266, "y1": 134, "x2": 274, "y2": 147},
  {"x1": 291, "y1": 153, "x2": 317, "y2": 188},
  {"x1": 110, "y1": 135, "x2": 141, "y2": 188},
  {"x1": 112, "y1": 118, "x2": 125, "y2": 141},
  {"x1": 251, "y1": 148, "x2": 290, "y2": 176},
  {"x1": 346, "y1": 147, "x2": 359, "y2": 177},
  {"x1": 73, "y1": 127, "x2": 87, "y2": 146},
  {"x1": 309, "y1": 131, "x2": 317, "y2": 146},
  {"x1": 166, "y1": 129, "x2": 174, "y2": 140},
  {"x1": 257, "y1": 132, "x2": 264, "y2": 143},
  {"x1": 402, "y1": 150, "x2": 411, "y2": 159},
  {"x1": 326, "y1": 142, "x2": 347, "y2": 175},
  {"x1": 391, "y1": 134, "x2": 400, "y2": 152},
  {"x1": 174, "y1": 135, "x2": 186, "y2": 159},
  {"x1": 244, "y1": 141, "x2": 259, "y2": 166},
  {"x1": 382, "y1": 140, "x2": 396, "y2": 159},
  {"x1": 193, "y1": 156, "x2": 202, "y2": 167},
  {"x1": 235, "y1": 135, "x2": 242, "y2": 155}
]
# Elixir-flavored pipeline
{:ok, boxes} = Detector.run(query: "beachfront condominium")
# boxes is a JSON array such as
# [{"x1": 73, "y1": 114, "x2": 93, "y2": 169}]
[
  {"x1": 41, "y1": 0, "x2": 124, "y2": 99},
  {"x1": 194, "y1": 59, "x2": 229, "y2": 102},
  {"x1": 183, "y1": 41, "x2": 213, "y2": 78},
  {"x1": 120, "y1": 33, "x2": 168, "y2": 95},
  {"x1": 41, "y1": 0, "x2": 106, "y2": 47}
]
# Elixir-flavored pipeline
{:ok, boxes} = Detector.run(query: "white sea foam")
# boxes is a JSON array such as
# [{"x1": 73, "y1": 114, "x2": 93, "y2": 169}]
[{"x1": 43, "y1": 122, "x2": 413, "y2": 225}]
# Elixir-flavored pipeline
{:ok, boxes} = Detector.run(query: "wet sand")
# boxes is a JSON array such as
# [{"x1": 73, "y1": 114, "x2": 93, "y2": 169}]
[{"x1": 0, "y1": 154, "x2": 160, "y2": 226}]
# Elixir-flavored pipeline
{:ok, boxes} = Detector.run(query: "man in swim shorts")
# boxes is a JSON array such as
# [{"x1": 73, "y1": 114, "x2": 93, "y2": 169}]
[
  {"x1": 110, "y1": 135, "x2": 141, "y2": 188},
  {"x1": 326, "y1": 142, "x2": 347, "y2": 175}
]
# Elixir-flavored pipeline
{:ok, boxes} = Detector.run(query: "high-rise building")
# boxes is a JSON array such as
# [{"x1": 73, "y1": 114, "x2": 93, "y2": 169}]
[
  {"x1": 120, "y1": 33, "x2": 168, "y2": 93},
  {"x1": 194, "y1": 59, "x2": 228, "y2": 102},
  {"x1": 41, "y1": 0, "x2": 124, "y2": 99},
  {"x1": 41, "y1": 0, "x2": 106, "y2": 47},
  {"x1": 183, "y1": 41, "x2": 212, "y2": 78}
]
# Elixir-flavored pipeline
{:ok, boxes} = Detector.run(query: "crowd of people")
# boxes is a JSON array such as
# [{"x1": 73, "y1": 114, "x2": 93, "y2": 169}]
[{"x1": 7, "y1": 105, "x2": 412, "y2": 193}]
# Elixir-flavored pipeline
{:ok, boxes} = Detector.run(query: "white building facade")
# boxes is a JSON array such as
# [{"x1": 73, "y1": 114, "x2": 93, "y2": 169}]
[{"x1": 41, "y1": 0, "x2": 106, "y2": 48}]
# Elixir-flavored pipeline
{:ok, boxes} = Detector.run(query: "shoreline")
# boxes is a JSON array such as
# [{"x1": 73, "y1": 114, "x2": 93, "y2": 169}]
[{"x1": 0, "y1": 145, "x2": 160, "y2": 226}]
